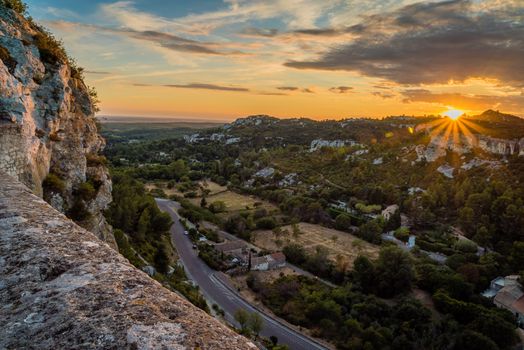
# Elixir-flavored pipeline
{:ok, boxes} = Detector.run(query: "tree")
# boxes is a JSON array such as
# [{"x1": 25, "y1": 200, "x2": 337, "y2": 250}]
[
  {"x1": 234, "y1": 309, "x2": 250, "y2": 333},
  {"x1": 200, "y1": 196, "x2": 207, "y2": 208},
  {"x1": 154, "y1": 244, "x2": 170, "y2": 274},
  {"x1": 248, "y1": 312, "x2": 264, "y2": 339},
  {"x1": 453, "y1": 330, "x2": 498, "y2": 350},
  {"x1": 136, "y1": 208, "x2": 151, "y2": 241},
  {"x1": 209, "y1": 200, "x2": 226, "y2": 213},
  {"x1": 335, "y1": 213, "x2": 352, "y2": 231},
  {"x1": 509, "y1": 241, "x2": 524, "y2": 271},
  {"x1": 375, "y1": 246, "x2": 414, "y2": 297},
  {"x1": 256, "y1": 216, "x2": 277, "y2": 229},
  {"x1": 353, "y1": 255, "x2": 376, "y2": 293},
  {"x1": 358, "y1": 220, "x2": 382, "y2": 244},
  {"x1": 283, "y1": 244, "x2": 306, "y2": 265}
]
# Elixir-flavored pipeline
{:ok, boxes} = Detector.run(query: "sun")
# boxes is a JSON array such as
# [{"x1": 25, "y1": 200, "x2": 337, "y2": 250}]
[{"x1": 442, "y1": 108, "x2": 464, "y2": 120}]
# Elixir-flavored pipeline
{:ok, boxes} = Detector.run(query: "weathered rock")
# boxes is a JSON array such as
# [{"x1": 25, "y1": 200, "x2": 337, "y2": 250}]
[
  {"x1": 0, "y1": 172, "x2": 255, "y2": 349},
  {"x1": 0, "y1": 7, "x2": 115, "y2": 248}
]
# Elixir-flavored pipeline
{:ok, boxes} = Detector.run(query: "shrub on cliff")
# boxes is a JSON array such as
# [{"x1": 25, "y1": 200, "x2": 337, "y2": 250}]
[
  {"x1": 33, "y1": 31, "x2": 67, "y2": 65},
  {"x1": 42, "y1": 173, "x2": 65, "y2": 195},
  {"x1": 0, "y1": 0, "x2": 27, "y2": 15}
]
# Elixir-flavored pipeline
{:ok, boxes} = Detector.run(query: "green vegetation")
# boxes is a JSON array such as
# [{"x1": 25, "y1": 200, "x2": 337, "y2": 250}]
[
  {"x1": 0, "y1": 45, "x2": 16, "y2": 73},
  {"x1": 102, "y1": 115, "x2": 524, "y2": 348},
  {"x1": 0, "y1": 0, "x2": 27, "y2": 14},
  {"x1": 105, "y1": 170, "x2": 208, "y2": 311},
  {"x1": 42, "y1": 172, "x2": 65, "y2": 195}
]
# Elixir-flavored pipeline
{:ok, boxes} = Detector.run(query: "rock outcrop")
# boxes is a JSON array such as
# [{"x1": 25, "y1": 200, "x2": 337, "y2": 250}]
[
  {"x1": 0, "y1": 172, "x2": 254, "y2": 349},
  {"x1": 0, "y1": 6, "x2": 115, "y2": 247}
]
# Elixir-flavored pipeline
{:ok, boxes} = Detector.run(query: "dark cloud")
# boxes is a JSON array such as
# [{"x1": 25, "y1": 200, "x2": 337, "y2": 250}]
[
  {"x1": 116, "y1": 29, "x2": 225, "y2": 55},
  {"x1": 329, "y1": 86, "x2": 353, "y2": 93},
  {"x1": 402, "y1": 89, "x2": 524, "y2": 111},
  {"x1": 239, "y1": 27, "x2": 279, "y2": 38},
  {"x1": 276, "y1": 86, "x2": 314, "y2": 93},
  {"x1": 292, "y1": 24, "x2": 365, "y2": 37},
  {"x1": 132, "y1": 83, "x2": 153, "y2": 87},
  {"x1": 285, "y1": 0, "x2": 524, "y2": 86},
  {"x1": 163, "y1": 83, "x2": 249, "y2": 92},
  {"x1": 257, "y1": 92, "x2": 288, "y2": 96},
  {"x1": 277, "y1": 86, "x2": 299, "y2": 91},
  {"x1": 47, "y1": 21, "x2": 243, "y2": 55},
  {"x1": 85, "y1": 71, "x2": 111, "y2": 75},
  {"x1": 372, "y1": 91, "x2": 395, "y2": 99}
]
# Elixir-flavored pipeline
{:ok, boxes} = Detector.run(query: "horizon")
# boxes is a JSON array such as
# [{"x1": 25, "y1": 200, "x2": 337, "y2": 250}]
[{"x1": 25, "y1": 0, "x2": 524, "y2": 120}]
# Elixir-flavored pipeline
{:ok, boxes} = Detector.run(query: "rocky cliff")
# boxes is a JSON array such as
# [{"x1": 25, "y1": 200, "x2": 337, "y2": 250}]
[
  {"x1": 0, "y1": 5, "x2": 115, "y2": 247},
  {"x1": 0, "y1": 172, "x2": 254, "y2": 349}
]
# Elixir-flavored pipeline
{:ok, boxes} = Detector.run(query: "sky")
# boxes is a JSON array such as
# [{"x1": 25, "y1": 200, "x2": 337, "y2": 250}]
[{"x1": 25, "y1": 0, "x2": 524, "y2": 120}]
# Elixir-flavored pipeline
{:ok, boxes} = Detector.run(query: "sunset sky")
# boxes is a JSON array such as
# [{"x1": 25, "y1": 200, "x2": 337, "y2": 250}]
[{"x1": 25, "y1": 0, "x2": 524, "y2": 120}]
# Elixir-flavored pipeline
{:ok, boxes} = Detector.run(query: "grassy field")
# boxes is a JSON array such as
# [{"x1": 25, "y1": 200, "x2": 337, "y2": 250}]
[
  {"x1": 190, "y1": 188, "x2": 277, "y2": 215},
  {"x1": 198, "y1": 180, "x2": 228, "y2": 196},
  {"x1": 253, "y1": 222, "x2": 379, "y2": 267}
]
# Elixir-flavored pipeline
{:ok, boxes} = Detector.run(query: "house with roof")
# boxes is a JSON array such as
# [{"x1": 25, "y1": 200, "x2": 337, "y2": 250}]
[
  {"x1": 213, "y1": 241, "x2": 249, "y2": 264},
  {"x1": 250, "y1": 252, "x2": 286, "y2": 271},
  {"x1": 482, "y1": 275, "x2": 524, "y2": 328},
  {"x1": 381, "y1": 204, "x2": 399, "y2": 221}
]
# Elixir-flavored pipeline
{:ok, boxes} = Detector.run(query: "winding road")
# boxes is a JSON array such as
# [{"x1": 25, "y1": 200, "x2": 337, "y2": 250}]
[{"x1": 156, "y1": 199, "x2": 327, "y2": 350}]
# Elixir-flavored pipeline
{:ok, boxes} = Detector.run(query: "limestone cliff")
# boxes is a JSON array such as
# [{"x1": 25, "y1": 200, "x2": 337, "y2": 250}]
[
  {"x1": 0, "y1": 172, "x2": 254, "y2": 349},
  {"x1": 0, "y1": 6, "x2": 115, "y2": 247}
]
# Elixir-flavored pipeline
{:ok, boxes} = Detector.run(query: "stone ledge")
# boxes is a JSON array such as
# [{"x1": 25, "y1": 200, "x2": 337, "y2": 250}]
[{"x1": 0, "y1": 172, "x2": 255, "y2": 349}]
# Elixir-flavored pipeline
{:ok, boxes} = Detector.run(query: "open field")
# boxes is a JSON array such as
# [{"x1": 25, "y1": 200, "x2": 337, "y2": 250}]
[
  {"x1": 253, "y1": 222, "x2": 379, "y2": 267},
  {"x1": 145, "y1": 182, "x2": 183, "y2": 197},
  {"x1": 190, "y1": 189, "x2": 278, "y2": 214},
  {"x1": 198, "y1": 180, "x2": 228, "y2": 196}
]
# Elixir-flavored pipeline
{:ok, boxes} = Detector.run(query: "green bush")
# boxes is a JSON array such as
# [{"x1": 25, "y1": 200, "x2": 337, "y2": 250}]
[
  {"x1": 75, "y1": 181, "x2": 96, "y2": 201},
  {"x1": 0, "y1": 0, "x2": 27, "y2": 14},
  {"x1": 67, "y1": 199, "x2": 91, "y2": 221},
  {"x1": 256, "y1": 216, "x2": 277, "y2": 230},
  {"x1": 209, "y1": 200, "x2": 227, "y2": 213},
  {"x1": 0, "y1": 45, "x2": 17, "y2": 73},
  {"x1": 42, "y1": 173, "x2": 65, "y2": 194},
  {"x1": 86, "y1": 153, "x2": 108, "y2": 167},
  {"x1": 33, "y1": 31, "x2": 67, "y2": 65}
]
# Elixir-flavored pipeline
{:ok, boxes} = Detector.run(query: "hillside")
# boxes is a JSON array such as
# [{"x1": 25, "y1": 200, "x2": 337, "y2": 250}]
[
  {"x1": 0, "y1": 3, "x2": 114, "y2": 246},
  {"x1": 0, "y1": 3, "x2": 254, "y2": 349}
]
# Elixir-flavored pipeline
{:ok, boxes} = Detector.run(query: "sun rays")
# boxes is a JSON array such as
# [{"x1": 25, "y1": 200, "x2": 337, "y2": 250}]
[{"x1": 422, "y1": 113, "x2": 486, "y2": 151}]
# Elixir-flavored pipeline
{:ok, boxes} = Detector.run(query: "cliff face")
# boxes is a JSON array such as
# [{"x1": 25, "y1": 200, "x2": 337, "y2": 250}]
[
  {"x1": 0, "y1": 172, "x2": 254, "y2": 349},
  {"x1": 0, "y1": 7, "x2": 115, "y2": 247}
]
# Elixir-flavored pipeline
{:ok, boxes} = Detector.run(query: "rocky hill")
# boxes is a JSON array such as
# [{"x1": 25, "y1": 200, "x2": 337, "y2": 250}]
[
  {"x1": 0, "y1": 171, "x2": 253, "y2": 349},
  {"x1": 0, "y1": 4, "x2": 114, "y2": 247},
  {"x1": 0, "y1": 4, "x2": 254, "y2": 348}
]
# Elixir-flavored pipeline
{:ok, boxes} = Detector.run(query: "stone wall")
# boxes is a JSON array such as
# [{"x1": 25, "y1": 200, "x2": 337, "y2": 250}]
[{"x1": 0, "y1": 172, "x2": 254, "y2": 350}]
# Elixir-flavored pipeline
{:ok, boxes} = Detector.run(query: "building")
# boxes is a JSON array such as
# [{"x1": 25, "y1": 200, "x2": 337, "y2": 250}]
[
  {"x1": 483, "y1": 275, "x2": 524, "y2": 327},
  {"x1": 250, "y1": 252, "x2": 286, "y2": 271},
  {"x1": 381, "y1": 204, "x2": 399, "y2": 221}
]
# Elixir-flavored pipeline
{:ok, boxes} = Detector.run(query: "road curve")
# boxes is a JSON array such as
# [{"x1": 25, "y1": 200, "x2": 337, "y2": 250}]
[{"x1": 156, "y1": 199, "x2": 328, "y2": 350}]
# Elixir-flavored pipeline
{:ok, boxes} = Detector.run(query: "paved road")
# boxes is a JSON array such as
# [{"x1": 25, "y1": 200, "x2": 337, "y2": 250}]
[{"x1": 156, "y1": 199, "x2": 327, "y2": 350}]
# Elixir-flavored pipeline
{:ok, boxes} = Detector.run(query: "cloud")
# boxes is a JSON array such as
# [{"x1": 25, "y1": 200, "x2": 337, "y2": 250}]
[
  {"x1": 372, "y1": 91, "x2": 395, "y2": 99},
  {"x1": 47, "y1": 20, "x2": 244, "y2": 56},
  {"x1": 102, "y1": 0, "x2": 339, "y2": 35},
  {"x1": 277, "y1": 86, "x2": 315, "y2": 93},
  {"x1": 329, "y1": 86, "x2": 353, "y2": 93},
  {"x1": 257, "y1": 92, "x2": 288, "y2": 96},
  {"x1": 85, "y1": 71, "x2": 112, "y2": 75},
  {"x1": 402, "y1": 89, "x2": 524, "y2": 112},
  {"x1": 285, "y1": 0, "x2": 524, "y2": 86},
  {"x1": 239, "y1": 27, "x2": 279, "y2": 38},
  {"x1": 163, "y1": 83, "x2": 250, "y2": 92}
]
